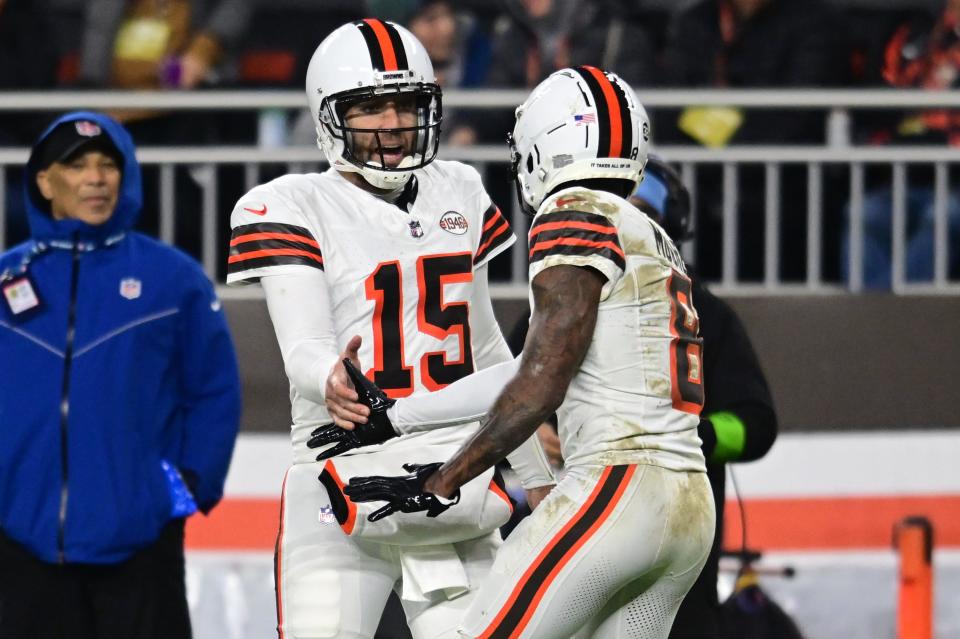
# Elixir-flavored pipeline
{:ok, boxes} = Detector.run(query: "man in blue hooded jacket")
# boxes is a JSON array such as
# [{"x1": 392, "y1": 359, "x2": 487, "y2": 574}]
[{"x1": 0, "y1": 111, "x2": 241, "y2": 638}]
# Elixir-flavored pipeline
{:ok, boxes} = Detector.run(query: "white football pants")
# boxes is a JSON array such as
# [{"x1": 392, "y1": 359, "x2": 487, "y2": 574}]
[
  {"x1": 457, "y1": 463, "x2": 715, "y2": 639},
  {"x1": 275, "y1": 463, "x2": 501, "y2": 639}
]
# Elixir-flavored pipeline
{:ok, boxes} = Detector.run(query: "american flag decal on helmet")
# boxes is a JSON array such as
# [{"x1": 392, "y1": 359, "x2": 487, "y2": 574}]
[{"x1": 355, "y1": 18, "x2": 409, "y2": 72}]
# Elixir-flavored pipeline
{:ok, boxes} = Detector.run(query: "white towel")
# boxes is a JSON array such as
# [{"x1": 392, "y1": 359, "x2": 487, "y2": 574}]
[{"x1": 399, "y1": 543, "x2": 470, "y2": 602}]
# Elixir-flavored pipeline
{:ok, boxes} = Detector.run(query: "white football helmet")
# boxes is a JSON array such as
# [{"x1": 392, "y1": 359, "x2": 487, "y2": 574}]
[
  {"x1": 305, "y1": 19, "x2": 442, "y2": 189},
  {"x1": 509, "y1": 66, "x2": 650, "y2": 214}
]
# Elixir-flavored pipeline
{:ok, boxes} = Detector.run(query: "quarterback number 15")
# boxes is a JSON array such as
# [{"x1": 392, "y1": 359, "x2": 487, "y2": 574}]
[{"x1": 365, "y1": 253, "x2": 474, "y2": 398}]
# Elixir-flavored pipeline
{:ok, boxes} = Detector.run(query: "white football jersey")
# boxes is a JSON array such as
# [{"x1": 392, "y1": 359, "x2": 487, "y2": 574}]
[
  {"x1": 528, "y1": 187, "x2": 706, "y2": 472},
  {"x1": 228, "y1": 161, "x2": 515, "y2": 453}
]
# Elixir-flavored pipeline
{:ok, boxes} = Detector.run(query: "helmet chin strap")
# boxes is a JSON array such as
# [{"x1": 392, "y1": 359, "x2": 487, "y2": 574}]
[
  {"x1": 316, "y1": 124, "x2": 422, "y2": 191},
  {"x1": 359, "y1": 154, "x2": 420, "y2": 190}
]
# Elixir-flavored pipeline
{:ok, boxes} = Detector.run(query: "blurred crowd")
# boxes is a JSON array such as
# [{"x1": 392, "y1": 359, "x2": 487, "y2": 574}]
[{"x1": 2, "y1": 0, "x2": 958, "y2": 284}]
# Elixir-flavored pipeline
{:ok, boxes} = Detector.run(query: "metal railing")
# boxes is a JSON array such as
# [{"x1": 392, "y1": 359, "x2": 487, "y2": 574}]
[{"x1": 2, "y1": 89, "x2": 958, "y2": 295}]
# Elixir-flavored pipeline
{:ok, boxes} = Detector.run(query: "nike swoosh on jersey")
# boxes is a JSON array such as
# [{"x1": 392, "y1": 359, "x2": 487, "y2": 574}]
[{"x1": 243, "y1": 204, "x2": 268, "y2": 216}]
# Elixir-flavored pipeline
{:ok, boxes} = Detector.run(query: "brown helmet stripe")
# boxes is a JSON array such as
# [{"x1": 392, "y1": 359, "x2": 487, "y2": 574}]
[
  {"x1": 356, "y1": 19, "x2": 408, "y2": 71},
  {"x1": 383, "y1": 21, "x2": 409, "y2": 69},
  {"x1": 573, "y1": 66, "x2": 631, "y2": 159}
]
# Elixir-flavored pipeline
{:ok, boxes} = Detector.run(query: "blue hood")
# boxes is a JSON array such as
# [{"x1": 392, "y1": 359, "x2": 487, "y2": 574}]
[{"x1": 23, "y1": 111, "x2": 142, "y2": 243}]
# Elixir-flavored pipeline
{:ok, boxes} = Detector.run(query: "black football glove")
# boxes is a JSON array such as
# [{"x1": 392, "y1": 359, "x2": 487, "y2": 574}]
[
  {"x1": 307, "y1": 359, "x2": 398, "y2": 461},
  {"x1": 344, "y1": 462, "x2": 460, "y2": 522}
]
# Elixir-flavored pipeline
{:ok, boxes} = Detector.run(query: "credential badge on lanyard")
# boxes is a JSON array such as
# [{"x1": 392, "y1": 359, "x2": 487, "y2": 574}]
[{"x1": 2, "y1": 272, "x2": 43, "y2": 318}]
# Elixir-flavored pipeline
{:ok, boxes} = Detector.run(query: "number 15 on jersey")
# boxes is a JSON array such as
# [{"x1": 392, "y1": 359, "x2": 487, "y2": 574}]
[{"x1": 365, "y1": 252, "x2": 475, "y2": 398}]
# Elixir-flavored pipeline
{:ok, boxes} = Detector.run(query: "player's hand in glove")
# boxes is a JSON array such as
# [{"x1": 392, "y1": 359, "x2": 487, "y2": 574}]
[
  {"x1": 308, "y1": 358, "x2": 398, "y2": 461},
  {"x1": 344, "y1": 462, "x2": 460, "y2": 522}
]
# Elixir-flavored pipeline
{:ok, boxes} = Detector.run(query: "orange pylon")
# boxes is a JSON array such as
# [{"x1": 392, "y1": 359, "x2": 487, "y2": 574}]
[{"x1": 894, "y1": 516, "x2": 933, "y2": 639}]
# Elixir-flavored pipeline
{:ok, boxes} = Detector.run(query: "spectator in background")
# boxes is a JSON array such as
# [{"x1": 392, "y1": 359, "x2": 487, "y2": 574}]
[
  {"x1": 487, "y1": 0, "x2": 655, "y2": 89},
  {"x1": 657, "y1": 0, "x2": 846, "y2": 281},
  {"x1": 75, "y1": 0, "x2": 257, "y2": 269},
  {"x1": 845, "y1": 0, "x2": 960, "y2": 288},
  {"x1": 458, "y1": 0, "x2": 657, "y2": 144},
  {"x1": 402, "y1": 0, "x2": 494, "y2": 145},
  {"x1": 79, "y1": 0, "x2": 252, "y2": 91},
  {"x1": 408, "y1": 0, "x2": 469, "y2": 87},
  {"x1": 0, "y1": 0, "x2": 60, "y2": 144},
  {"x1": 0, "y1": 111, "x2": 241, "y2": 639},
  {"x1": 659, "y1": 0, "x2": 844, "y2": 145},
  {"x1": 0, "y1": 0, "x2": 61, "y2": 245},
  {"x1": 367, "y1": 0, "x2": 491, "y2": 88},
  {"x1": 77, "y1": 0, "x2": 253, "y2": 140},
  {"x1": 631, "y1": 157, "x2": 778, "y2": 639}
]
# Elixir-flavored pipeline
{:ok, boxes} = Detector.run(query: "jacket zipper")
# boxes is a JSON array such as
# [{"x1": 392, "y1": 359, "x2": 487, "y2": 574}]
[{"x1": 57, "y1": 239, "x2": 81, "y2": 564}]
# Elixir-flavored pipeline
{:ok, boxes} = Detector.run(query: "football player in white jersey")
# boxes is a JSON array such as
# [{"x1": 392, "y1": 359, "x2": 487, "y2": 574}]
[
  {"x1": 226, "y1": 19, "x2": 555, "y2": 639},
  {"x1": 337, "y1": 66, "x2": 716, "y2": 638}
]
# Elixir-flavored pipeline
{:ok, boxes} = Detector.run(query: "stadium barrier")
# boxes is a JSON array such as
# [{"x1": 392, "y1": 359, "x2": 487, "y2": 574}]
[{"x1": 1, "y1": 89, "x2": 959, "y2": 294}]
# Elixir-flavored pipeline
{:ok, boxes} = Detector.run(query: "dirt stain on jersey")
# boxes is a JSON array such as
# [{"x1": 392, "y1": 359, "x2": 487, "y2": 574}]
[
  {"x1": 501, "y1": 484, "x2": 579, "y2": 569},
  {"x1": 667, "y1": 472, "x2": 715, "y2": 550},
  {"x1": 606, "y1": 262, "x2": 669, "y2": 307},
  {"x1": 641, "y1": 342, "x2": 671, "y2": 398},
  {"x1": 620, "y1": 231, "x2": 657, "y2": 259},
  {"x1": 549, "y1": 189, "x2": 620, "y2": 217}
]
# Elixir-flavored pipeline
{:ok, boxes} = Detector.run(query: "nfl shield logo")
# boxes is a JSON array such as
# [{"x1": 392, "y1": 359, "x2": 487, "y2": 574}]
[
  {"x1": 119, "y1": 277, "x2": 141, "y2": 300},
  {"x1": 75, "y1": 120, "x2": 102, "y2": 137},
  {"x1": 318, "y1": 505, "x2": 337, "y2": 524},
  {"x1": 408, "y1": 220, "x2": 424, "y2": 238}
]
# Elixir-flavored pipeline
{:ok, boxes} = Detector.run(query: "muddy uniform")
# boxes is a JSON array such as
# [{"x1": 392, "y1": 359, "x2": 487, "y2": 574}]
[{"x1": 457, "y1": 187, "x2": 715, "y2": 639}]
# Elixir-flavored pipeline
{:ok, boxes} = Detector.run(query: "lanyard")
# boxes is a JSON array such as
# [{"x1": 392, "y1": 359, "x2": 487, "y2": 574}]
[{"x1": 0, "y1": 233, "x2": 126, "y2": 284}]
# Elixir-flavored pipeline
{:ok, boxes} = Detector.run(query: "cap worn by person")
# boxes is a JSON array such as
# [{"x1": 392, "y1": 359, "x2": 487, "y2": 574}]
[
  {"x1": 631, "y1": 157, "x2": 692, "y2": 243},
  {"x1": 633, "y1": 169, "x2": 670, "y2": 219},
  {"x1": 28, "y1": 119, "x2": 123, "y2": 173}
]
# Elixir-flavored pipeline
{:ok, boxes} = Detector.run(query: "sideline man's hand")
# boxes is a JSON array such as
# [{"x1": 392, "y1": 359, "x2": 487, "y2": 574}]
[
  {"x1": 345, "y1": 463, "x2": 460, "y2": 522},
  {"x1": 308, "y1": 359, "x2": 398, "y2": 460},
  {"x1": 324, "y1": 335, "x2": 368, "y2": 428}
]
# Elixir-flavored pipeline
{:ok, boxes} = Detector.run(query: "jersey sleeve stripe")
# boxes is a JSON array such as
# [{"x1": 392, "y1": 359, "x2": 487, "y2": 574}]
[
  {"x1": 230, "y1": 238, "x2": 324, "y2": 264},
  {"x1": 228, "y1": 248, "x2": 323, "y2": 265},
  {"x1": 481, "y1": 206, "x2": 506, "y2": 233},
  {"x1": 226, "y1": 255, "x2": 324, "y2": 276},
  {"x1": 529, "y1": 239, "x2": 626, "y2": 270},
  {"x1": 476, "y1": 220, "x2": 510, "y2": 259},
  {"x1": 229, "y1": 223, "x2": 323, "y2": 267},
  {"x1": 230, "y1": 232, "x2": 320, "y2": 249},
  {"x1": 528, "y1": 210, "x2": 615, "y2": 234},
  {"x1": 530, "y1": 236, "x2": 624, "y2": 260},
  {"x1": 232, "y1": 222, "x2": 316, "y2": 241},
  {"x1": 475, "y1": 205, "x2": 513, "y2": 264},
  {"x1": 529, "y1": 228, "x2": 621, "y2": 255},
  {"x1": 529, "y1": 220, "x2": 618, "y2": 239}
]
